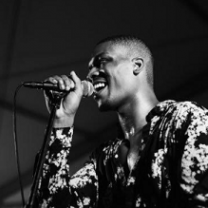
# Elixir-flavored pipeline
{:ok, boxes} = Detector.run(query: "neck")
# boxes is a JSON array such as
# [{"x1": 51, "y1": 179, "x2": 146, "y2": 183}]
[{"x1": 117, "y1": 90, "x2": 158, "y2": 142}]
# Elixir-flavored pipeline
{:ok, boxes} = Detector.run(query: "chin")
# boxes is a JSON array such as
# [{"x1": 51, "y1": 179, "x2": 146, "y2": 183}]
[
  {"x1": 98, "y1": 105, "x2": 111, "y2": 112},
  {"x1": 96, "y1": 100, "x2": 116, "y2": 112},
  {"x1": 97, "y1": 103, "x2": 109, "y2": 112}
]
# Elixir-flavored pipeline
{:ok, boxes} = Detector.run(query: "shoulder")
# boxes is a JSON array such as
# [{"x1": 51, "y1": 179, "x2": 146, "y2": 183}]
[
  {"x1": 159, "y1": 100, "x2": 208, "y2": 120},
  {"x1": 172, "y1": 101, "x2": 208, "y2": 122},
  {"x1": 150, "y1": 100, "x2": 208, "y2": 136},
  {"x1": 170, "y1": 101, "x2": 208, "y2": 146},
  {"x1": 175, "y1": 100, "x2": 208, "y2": 112}
]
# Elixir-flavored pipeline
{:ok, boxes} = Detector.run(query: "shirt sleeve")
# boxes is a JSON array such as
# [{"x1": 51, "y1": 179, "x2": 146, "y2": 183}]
[
  {"x1": 179, "y1": 102, "x2": 208, "y2": 207},
  {"x1": 33, "y1": 127, "x2": 99, "y2": 208}
]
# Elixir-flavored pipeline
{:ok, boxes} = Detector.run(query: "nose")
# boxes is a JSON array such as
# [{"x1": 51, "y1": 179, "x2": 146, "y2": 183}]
[{"x1": 87, "y1": 67, "x2": 100, "y2": 82}]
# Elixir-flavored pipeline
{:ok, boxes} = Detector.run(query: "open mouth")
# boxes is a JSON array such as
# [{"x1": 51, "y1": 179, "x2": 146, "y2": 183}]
[
  {"x1": 92, "y1": 72, "x2": 108, "y2": 93},
  {"x1": 93, "y1": 81, "x2": 107, "y2": 92},
  {"x1": 89, "y1": 70, "x2": 108, "y2": 94}
]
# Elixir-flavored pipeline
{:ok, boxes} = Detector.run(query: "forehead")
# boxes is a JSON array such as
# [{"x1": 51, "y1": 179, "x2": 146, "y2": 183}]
[
  {"x1": 88, "y1": 42, "x2": 131, "y2": 69},
  {"x1": 91, "y1": 42, "x2": 129, "y2": 58}
]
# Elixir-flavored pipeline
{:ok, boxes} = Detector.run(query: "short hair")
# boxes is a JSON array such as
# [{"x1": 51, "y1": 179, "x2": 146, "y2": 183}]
[{"x1": 96, "y1": 35, "x2": 154, "y2": 87}]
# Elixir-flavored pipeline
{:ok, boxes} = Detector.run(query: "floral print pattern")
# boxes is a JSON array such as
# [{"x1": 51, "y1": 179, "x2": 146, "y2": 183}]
[{"x1": 32, "y1": 100, "x2": 208, "y2": 207}]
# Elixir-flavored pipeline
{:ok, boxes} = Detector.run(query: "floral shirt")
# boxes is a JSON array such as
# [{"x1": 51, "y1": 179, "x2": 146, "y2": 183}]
[{"x1": 33, "y1": 100, "x2": 208, "y2": 208}]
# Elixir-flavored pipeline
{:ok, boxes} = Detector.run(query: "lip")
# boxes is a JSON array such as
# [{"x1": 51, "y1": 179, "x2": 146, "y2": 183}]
[
  {"x1": 93, "y1": 77, "x2": 107, "y2": 84},
  {"x1": 88, "y1": 69, "x2": 109, "y2": 94},
  {"x1": 93, "y1": 77, "x2": 108, "y2": 94}
]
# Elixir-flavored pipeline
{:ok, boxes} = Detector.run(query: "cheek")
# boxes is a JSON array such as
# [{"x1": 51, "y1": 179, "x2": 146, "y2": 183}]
[
  {"x1": 112, "y1": 73, "x2": 132, "y2": 92},
  {"x1": 109, "y1": 64, "x2": 134, "y2": 93},
  {"x1": 110, "y1": 80, "x2": 131, "y2": 103}
]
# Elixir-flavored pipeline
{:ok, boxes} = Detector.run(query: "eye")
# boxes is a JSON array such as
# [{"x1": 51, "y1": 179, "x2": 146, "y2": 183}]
[
  {"x1": 98, "y1": 57, "x2": 112, "y2": 67},
  {"x1": 96, "y1": 57, "x2": 107, "y2": 66},
  {"x1": 99, "y1": 57, "x2": 108, "y2": 62},
  {"x1": 89, "y1": 55, "x2": 112, "y2": 70}
]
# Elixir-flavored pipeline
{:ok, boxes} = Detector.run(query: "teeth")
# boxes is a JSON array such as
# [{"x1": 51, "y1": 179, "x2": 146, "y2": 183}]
[{"x1": 94, "y1": 83, "x2": 106, "y2": 90}]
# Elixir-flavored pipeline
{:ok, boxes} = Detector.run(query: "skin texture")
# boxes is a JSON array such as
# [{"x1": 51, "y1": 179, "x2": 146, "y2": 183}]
[
  {"x1": 87, "y1": 42, "x2": 158, "y2": 141},
  {"x1": 46, "y1": 40, "x2": 158, "y2": 169},
  {"x1": 47, "y1": 40, "x2": 158, "y2": 137},
  {"x1": 36, "y1": 39, "x2": 208, "y2": 207}
]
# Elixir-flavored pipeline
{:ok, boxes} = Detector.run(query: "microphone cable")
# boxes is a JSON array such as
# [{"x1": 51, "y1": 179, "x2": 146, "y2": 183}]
[{"x1": 13, "y1": 83, "x2": 26, "y2": 207}]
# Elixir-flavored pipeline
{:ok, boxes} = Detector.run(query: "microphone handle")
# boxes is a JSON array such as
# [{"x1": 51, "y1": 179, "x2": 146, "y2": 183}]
[
  {"x1": 23, "y1": 82, "x2": 71, "y2": 92},
  {"x1": 22, "y1": 80, "x2": 94, "y2": 97}
]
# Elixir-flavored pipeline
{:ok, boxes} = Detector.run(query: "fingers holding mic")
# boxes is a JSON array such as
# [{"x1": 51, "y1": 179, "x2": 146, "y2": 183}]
[
  {"x1": 69, "y1": 71, "x2": 84, "y2": 97},
  {"x1": 47, "y1": 74, "x2": 75, "y2": 92},
  {"x1": 43, "y1": 73, "x2": 76, "y2": 107},
  {"x1": 43, "y1": 72, "x2": 81, "y2": 115},
  {"x1": 42, "y1": 72, "x2": 92, "y2": 127}
]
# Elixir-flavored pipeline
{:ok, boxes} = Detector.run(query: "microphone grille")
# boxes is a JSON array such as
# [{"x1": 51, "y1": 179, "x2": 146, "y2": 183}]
[{"x1": 82, "y1": 80, "x2": 94, "y2": 97}]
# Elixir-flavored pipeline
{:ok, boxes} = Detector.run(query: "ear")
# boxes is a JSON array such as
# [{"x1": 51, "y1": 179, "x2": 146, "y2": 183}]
[{"x1": 132, "y1": 58, "x2": 143, "y2": 75}]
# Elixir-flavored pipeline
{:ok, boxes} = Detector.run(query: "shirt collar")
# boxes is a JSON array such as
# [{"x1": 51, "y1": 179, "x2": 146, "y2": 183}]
[{"x1": 146, "y1": 100, "x2": 176, "y2": 122}]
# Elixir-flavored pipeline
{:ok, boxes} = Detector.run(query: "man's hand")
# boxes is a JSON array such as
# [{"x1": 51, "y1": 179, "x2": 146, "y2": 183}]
[{"x1": 44, "y1": 71, "x2": 83, "y2": 128}]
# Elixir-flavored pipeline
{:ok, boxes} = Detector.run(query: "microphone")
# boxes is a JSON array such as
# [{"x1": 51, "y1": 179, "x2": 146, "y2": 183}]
[{"x1": 23, "y1": 80, "x2": 94, "y2": 97}]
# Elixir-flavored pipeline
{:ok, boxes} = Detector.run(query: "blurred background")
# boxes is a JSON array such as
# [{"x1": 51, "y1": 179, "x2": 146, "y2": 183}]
[{"x1": 0, "y1": 0, "x2": 208, "y2": 207}]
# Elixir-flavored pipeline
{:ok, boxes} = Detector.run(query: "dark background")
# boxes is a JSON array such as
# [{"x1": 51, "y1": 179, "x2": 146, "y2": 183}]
[{"x1": 0, "y1": 0, "x2": 208, "y2": 207}]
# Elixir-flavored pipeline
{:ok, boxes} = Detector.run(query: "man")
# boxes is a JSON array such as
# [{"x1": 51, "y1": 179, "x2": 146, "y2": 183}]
[{"x1": 33, "y1": 36, "x2": 208, "y2": 207}]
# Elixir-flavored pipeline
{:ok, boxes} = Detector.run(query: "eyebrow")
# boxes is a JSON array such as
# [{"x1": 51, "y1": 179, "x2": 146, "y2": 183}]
[
  {"x1": 88, "y1": 52, "x2": 108, "y2": 70},
  {"x1": 94, "y1": 52, "x2": 107, "y2": 60}
]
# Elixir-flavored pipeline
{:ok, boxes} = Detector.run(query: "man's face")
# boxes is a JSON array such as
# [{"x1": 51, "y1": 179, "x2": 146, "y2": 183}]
[{"x1": 87, "y1": 42, "x2": 137, "y2": 111}]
